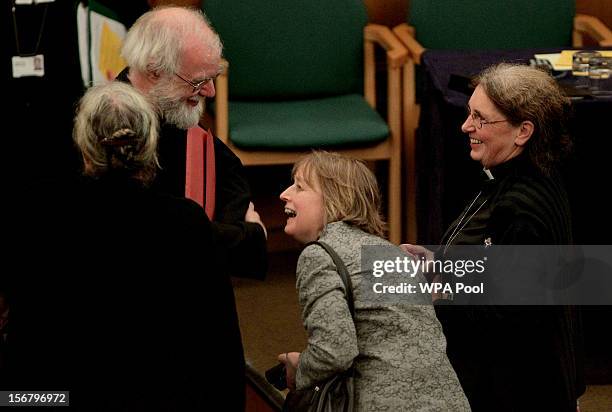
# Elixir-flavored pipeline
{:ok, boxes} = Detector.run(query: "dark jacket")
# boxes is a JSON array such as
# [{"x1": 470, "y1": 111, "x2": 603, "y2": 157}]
[
  {"x1": 116, "y1": 68, "x2": 267, "y2": 279},
  {"x1": 436, "y1": 155, "x2": 584, "y2": 412},
  {"x1": 3, "y1": 175, "x2": 245, "y2": 411}
]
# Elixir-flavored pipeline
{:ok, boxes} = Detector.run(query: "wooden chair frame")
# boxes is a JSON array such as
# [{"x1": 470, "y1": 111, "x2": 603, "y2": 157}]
[{"x1": 213, "y1": 24, "x2": 408, "y2": 244}]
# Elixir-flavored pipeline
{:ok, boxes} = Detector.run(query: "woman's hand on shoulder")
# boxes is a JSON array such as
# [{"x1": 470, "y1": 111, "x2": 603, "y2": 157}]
[
  {"x1": 400, "y1": 243, "x2": 434, "y2": 262},
  {"x1": 400, "y1": 244, "x2": 439, "y2": 290}
]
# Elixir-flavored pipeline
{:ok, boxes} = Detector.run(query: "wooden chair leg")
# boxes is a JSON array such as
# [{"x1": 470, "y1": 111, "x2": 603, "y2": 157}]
[
  {"x1": 403, "y1": 62, "x2": 418, "y2": 244},
  {"x1": 388, "y1": 152, "x2": 401, "y2": 245}
]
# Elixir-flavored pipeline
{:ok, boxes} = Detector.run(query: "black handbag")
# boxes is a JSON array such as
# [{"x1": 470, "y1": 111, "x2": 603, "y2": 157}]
[{"x1": 283, "y1": 241, "x2": 356, "y2": 412}]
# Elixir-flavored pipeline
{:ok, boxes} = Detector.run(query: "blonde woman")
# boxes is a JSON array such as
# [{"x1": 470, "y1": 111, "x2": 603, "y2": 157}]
[{"x1": 278, "y1": 151, "x2": 469, "y2": 411}]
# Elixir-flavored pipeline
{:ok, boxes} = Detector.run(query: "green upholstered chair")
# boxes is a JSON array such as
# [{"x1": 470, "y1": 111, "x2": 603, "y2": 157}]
[
  {"x1": 392, "y1": 0, "x2": 612, "y2": 242},
  {"x1": 204, "y1": 0, "x2": 407, "y2": 244}
]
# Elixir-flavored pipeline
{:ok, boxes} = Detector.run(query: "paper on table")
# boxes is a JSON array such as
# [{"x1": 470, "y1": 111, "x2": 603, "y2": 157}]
[{"x1": 534, "y1": 53, "x2": 569, "y2": 71}]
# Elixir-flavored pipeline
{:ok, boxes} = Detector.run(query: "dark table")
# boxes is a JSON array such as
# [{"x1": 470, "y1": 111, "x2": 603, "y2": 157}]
[{"x1": 416, "y1": 49, "x2": 612, "y2": 245}]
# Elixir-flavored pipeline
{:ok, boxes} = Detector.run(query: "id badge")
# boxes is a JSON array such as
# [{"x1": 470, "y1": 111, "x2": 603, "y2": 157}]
[
  {"x1": 12, "y1": 55, "x2": 45, "y2": 78},
  {"x1": 14, "y1": 0, "x2": 55, "y2": 4}
]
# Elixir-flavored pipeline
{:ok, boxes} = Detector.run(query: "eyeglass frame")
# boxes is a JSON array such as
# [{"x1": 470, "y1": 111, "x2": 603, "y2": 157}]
[
  {"x1": 465, "y1": 105, "x2": 509, "y2": 129},
  {"x1": 174, "y1": 72, "x2": 219, "y2": 93}
]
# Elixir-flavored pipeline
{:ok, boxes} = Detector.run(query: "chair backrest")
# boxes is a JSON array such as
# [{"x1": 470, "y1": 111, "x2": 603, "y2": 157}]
[
  {"x1": 203, "y1": 0, "x2": 367, "y2": 99},
  {"x1": 409, "y1": 0, "x2": 575, "y2": 50}
]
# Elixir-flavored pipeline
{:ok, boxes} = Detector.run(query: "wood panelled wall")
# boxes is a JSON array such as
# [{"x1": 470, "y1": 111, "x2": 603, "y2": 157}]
[
  {"x1": 364, "y1": 0, "x2": 407, "y2": 27},
  {"x1": 365, "y1": 0, "x2": 612, "y2": 30},
  {"x1": 576, "y1": 0, "x2": 612, "y2": 30}
]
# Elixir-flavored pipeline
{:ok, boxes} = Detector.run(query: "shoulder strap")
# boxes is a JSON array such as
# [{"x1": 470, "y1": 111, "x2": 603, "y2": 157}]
[
  {"x1": 185, "y1": 126, "x2": 216, "y2": 220},
  {"x1": 305, "y1": 240, "x2": 355, "y2": 318}
]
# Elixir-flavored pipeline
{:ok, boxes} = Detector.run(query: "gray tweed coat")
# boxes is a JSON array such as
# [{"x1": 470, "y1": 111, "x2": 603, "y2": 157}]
[{"x1": 294, "y1": 222, "x2": 470, "y2": 411}]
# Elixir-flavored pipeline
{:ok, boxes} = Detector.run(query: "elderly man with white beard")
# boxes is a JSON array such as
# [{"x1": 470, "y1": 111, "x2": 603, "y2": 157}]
[{"x1": 116, "y1": 6, "x2": 268, "y2": 279}]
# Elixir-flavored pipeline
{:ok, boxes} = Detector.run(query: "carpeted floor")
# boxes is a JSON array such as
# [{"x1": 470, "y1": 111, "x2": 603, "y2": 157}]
[
  {"x1": 234, "y1": 249, "x2": 612, "y2": 411},
  {"x1": 232, "y1": 249, "x2": 306, "y2": 374}
]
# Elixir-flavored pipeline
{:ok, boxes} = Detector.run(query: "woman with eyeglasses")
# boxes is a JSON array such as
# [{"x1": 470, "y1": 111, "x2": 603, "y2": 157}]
[{"x1": 402, "y1": 63, "x2": 583, "y2": 411}]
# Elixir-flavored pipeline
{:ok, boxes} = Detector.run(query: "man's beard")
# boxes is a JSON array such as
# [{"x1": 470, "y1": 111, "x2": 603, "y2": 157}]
[{"x1": 149, "y1": 79, "x2": 204, "y2": 130}]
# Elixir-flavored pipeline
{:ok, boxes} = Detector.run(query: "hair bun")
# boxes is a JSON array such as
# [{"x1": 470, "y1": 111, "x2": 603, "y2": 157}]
[{"x1": 100, "y1": 128, "x2": 136, "y2": 147}]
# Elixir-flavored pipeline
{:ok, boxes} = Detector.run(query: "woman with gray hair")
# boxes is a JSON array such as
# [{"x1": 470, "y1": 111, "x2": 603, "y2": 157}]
[
  {"x1": 73, "y1": 82, "x2": 160, "y2": 183},
  {"x1": 403, "y1": 64, "x2": 583, "y2": 411},
  {"x1": 4, "y1": 82, "x2": 245, "y2": 410}
]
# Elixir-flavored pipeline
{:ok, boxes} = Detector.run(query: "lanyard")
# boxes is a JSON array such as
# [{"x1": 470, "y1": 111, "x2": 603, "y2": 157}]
[
  {"x1": 442, "y1": 191, "x2": 488, "y2": 256},
  {"x1": 11, "y1": 1, "x2": 50, "y2": 57}
]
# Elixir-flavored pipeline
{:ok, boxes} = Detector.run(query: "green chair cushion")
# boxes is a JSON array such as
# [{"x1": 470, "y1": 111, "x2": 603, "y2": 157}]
[
  {"x1": 203, "y1": 0, "x2": 367, "y2": 99},
  {"x1": 409, "y1": 0, "x2": 575, "y2": 50},
  {"x1": 226, "y1": 94, "x2": 389, "y2": 149}
]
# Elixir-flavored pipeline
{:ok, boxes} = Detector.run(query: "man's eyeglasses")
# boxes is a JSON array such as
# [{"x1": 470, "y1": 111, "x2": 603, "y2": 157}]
[
  {"x1": 175, "y1": 72, "x2": 218, "y2": 93},
  {"x1": 466, "y1": 106, "x2": 508, "y2": 129}
]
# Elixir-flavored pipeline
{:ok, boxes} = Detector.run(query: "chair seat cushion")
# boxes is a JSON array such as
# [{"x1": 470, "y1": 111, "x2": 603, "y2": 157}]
[{"x1": 227, "y1": 94, "x2": 389, "y2": 149}]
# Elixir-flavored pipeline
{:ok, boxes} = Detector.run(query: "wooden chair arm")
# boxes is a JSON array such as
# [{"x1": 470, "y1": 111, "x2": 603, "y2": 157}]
[
  {"x1": 391, "y1": 24, "x2": 422, "y2": 244},
  {"x1": 364, "y1": 24, "x2": 409, "y2": 69},
  {"x1": 392, "y1": 23, "x2": 425, "y2": 65},
  {"x1": 213, "y1": 58, "x2": 229, "y2": 143},
  {"x1": 574, "y1": 14, "x2": 612, "y2": 47},
  {"x1": 363, "y1": 24, "x2": 407, "y2": 110},
  {"x1": 362, "y1": 25, "x2": 403, "y2": 243}
]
